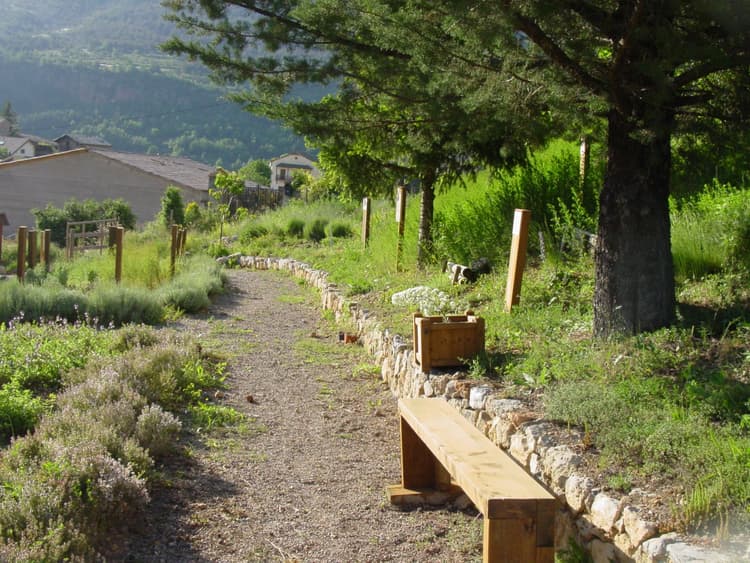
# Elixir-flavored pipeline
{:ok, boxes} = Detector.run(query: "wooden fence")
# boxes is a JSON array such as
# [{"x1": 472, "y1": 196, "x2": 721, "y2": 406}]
[{"x1": 65, "y1": 219, "x2": 120, "y2": 258}]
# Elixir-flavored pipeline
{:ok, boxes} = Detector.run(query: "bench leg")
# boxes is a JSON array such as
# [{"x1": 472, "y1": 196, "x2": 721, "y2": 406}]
[
  {"x1": 387, "y1": 416, "x2": 462, "y2": 505},
  {"x1": 483, "y1": 517, "x2": 554, "y2": 563}
]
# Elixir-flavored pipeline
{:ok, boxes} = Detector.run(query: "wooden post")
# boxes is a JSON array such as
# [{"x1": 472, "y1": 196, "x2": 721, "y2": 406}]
[
  {"x1": 361, "y1": 197, "x2": 371, "y2": 249},
  {"x1": 505, "y1": 209, "x2": 531, "y2": 312},
  {"x1": 27, "y1": 230, "x2": 37, "y2": 269},
  {"x1": 579, "y1": 136, "x2": 589, "y2": 194},
  {"x1": 170, "y1": 224, "x2": 179, "y2": 276},
  {"x1": 396, "y1": 186, "x2": 406, "y2": 270},
  {"x1": 114, "y1": 227, "x2": 123, "y2": 284},
  {"x1": 42, "y1": 229, "x2": 51, "y2": 271},
  {"x1": 16, "y1": 226, "x2": 27, "y2": 281},
  {"x1": 179, "y1": 228, "x2": 187, "y2": 255},
  {"x1": 0, "y1": 224, "x2": 3, "y2": 262}
]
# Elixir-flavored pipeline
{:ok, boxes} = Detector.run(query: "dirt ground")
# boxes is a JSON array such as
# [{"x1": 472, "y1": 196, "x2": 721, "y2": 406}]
[{"x1": 121, "y1": 269, "x2": 484, "y2": 562}]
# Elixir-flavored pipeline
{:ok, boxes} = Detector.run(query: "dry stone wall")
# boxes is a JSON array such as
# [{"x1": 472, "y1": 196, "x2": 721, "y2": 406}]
[{"x1": 236, "y1": 255, "x2": 741, "y2": 563}]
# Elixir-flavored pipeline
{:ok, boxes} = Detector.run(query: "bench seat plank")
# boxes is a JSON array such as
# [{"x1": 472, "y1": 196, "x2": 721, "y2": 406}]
[{"x1": 398, "y1": 398, "x2": 555, "y2": 519}]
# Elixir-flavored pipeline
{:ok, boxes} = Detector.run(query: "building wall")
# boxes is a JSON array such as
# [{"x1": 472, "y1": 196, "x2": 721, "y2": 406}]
[{"x1": 0, "y1": 151, "x2": 206, "y2": 233}]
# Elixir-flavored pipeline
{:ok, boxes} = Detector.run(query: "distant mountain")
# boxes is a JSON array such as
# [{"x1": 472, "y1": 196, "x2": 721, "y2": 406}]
[{"x1": 0, "y1": 0, "x2": 307, "y2": 167}]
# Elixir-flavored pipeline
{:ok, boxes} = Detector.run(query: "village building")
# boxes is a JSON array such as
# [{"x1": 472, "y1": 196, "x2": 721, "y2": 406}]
[
  {"x1": 269, "y1": 153, "x2": 320, "y2": 196},
  {"x1": 0, "y1": 148, "x2": 213, "y2": 233}
]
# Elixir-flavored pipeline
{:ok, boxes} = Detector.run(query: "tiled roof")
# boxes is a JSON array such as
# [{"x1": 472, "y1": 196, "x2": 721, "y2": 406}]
[{"x1": 92, "y1": 149, "x2": 214, "y2": 192}]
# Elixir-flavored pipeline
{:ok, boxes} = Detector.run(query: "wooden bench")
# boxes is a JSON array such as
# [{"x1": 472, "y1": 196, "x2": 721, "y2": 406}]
[{"x1": 387, "y1": 398, "x2": 556, "y2": 563}]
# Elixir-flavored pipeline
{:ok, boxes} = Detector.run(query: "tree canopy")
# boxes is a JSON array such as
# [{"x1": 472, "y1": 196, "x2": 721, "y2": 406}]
[{"x1": 163, "y1": 0, "x2": 750, "y2": 336}]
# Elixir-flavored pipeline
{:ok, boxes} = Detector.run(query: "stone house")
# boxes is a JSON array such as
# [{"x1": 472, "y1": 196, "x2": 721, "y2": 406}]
[
  {"x1": 269, "y1": 153, "x2": 320, "y2": 195},
  {"x1": 54, "y1": 134, "x2": 112, "y2": 152},
  {"x1": 0, "y1": 148, "x2": 213, "y2": 233}
]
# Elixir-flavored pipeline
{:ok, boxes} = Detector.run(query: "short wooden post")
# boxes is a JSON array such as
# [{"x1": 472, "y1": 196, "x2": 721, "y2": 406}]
[
  {"x1": 28, "y1": 230, "x2": 38, "y2": 269},
  {"x1": 0, "y1": 224, "x2": 4, "y2": 262},
  {"x1": 505, "y1": 209, "x2": 531, "y2": 312},
  {"x1": 114, "y1": 227, "x2": 123, "y2": 284},
  {"x1": 16, "y1": 226, "x2": 27, "y2": 280},
  {"x1": 42, "y1": 229, "x2": 51, "y2": 271},
  {"x1": 361, "y1": 197, "x2": 371, "y2": 248},
  {"x1": 395, "y1": 186, "x2": 406, "y2": 270},
  {"x1": 170, "y1": 224, "x2": 179, "y2": 276}
]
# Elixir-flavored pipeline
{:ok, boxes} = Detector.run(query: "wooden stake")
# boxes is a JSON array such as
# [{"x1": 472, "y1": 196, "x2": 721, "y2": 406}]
[
  {"x1": 42, "y1": 229, "x2": 51, "y2": 271},
  {"x1": 505, "y1": 209, "x2": 531, "y2": 312},
  {"x1": 114, "y1": 227, "x2": 123, "y2": 284},
  {"x1": 27, "y1": 229, "x2": 37, "y2": 269},
  {"x1": 361, "y1": 197, "x2": 371, "y2": 249},
  {"x1": 16, "y1": 226, "x2": 27, "y2": 281},
  {"x1": 396, "y1": 186, "x2": 406, "y2": 270},
  {"x1": 170, "y1": 224, "x2": 179, "y2": 276}
]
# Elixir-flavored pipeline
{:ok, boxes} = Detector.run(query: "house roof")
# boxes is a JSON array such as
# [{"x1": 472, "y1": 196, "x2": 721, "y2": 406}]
[
  {"x1": 54, "y1": 134, "x2": 112, "y2": 148},
  {"x1": 269, "y1": 152, "x2": 317, "y2": 165},
  {"x1": 91, "y1": 149, "x2": 214, "y2": 192},
  {"x1": 0, "y1": 148, "x2": 215, "y2": 193},
  {"x1": 0, "y1": 136, "x2": 33, "y2": 156}
]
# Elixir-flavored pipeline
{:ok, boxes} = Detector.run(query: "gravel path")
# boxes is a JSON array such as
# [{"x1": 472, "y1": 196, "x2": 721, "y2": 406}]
[{"x1": 123, "y1": 269, "x2": 482, "y2": 562}]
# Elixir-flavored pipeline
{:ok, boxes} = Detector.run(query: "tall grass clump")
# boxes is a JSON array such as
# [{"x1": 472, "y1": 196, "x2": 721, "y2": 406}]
[
  {"x1": 433, "y1": 139, "x2": 601, "y2": 265},
  {"x1": 671, "y1": 180, "x2": 750, "y2": 280},
  {"x1": 158, "y1": 255, "x2": 226, "y2": 314}
]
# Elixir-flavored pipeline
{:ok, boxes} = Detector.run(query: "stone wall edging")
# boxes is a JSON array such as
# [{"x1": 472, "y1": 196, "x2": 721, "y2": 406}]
[{"x1": 237, "y1": 255, "x2": 737, "y2": 563}]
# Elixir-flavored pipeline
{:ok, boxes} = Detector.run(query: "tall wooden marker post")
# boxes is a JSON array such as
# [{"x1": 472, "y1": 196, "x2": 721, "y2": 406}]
[
  {"x1": 16, "y1": 226, "x2": 27, "y2": 281},
  {"x1": 361, "y1": 197, "x2": 371, "y2": 249},
  {"x1": 505, "y1": 209, "x2": 531, "y2": 312},
  {"x1": 395, "y1": 186, "x2": 406, "y2": 270}
]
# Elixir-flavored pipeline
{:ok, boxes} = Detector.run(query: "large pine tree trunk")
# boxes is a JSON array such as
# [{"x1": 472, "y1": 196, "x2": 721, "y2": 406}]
[
  {"x1": 417, "y1": 168, "x2": 436, "y2": 267},
  {"x1": 594, "y1": 109, "x2": 676, "y2": 337}
]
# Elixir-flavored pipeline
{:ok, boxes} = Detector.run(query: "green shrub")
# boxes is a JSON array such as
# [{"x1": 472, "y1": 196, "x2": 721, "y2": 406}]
[
  {"x1": 286, "y1": 218, "x2": 305, "y2": 238},
  {"x1": 135, "y1": 405, "x2": 182, "y2": 458},
  {"x1": 240, "y1": 222, "x2": 269, "y2": 242},
  {"x1": 306, "y1": 218, "x2": 329, "y2": 242},
  {"x1": 329, "y1": 222, "x2": 352, "y2": 238},
  {"x1": 0, "y1": 384, "x2": 46, "y2": 442}
]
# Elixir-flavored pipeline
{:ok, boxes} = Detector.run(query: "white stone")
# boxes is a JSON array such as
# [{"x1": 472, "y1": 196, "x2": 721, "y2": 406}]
[
  {"x1": 622, "y1": 506, "x2": 658, "y2": 548},
  {"x1": 469, "y1": 385, "x2": 492, "y2": 409},
  {"x1": 565, "y1": 474, "x2": 596, "y2": 515},
  {"x1": 423, "y1": 379, "x2": 434, "y2": 397},
  {"x1": 591, "y1": 493, "x2": 622, "y2": 534}
]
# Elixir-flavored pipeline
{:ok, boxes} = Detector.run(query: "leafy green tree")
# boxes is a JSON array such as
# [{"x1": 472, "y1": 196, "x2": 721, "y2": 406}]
[
  {"x1": 163, "y1": 1, "x2": 750, "y2": 336},
  {"x1": 210, "y1": 169, "x2": 246, "y2": 241},
  {"x1": 238, "y1": 159, "x2": 271, "y2": 185},
  {"x1": 160, "y1": 186, "x2": 186, "y2": 227}
]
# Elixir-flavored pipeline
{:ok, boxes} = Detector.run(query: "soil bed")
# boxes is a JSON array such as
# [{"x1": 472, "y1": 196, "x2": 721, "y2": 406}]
[{"x1": 122, "y1": 269, "x2": 482, "y2": 562}]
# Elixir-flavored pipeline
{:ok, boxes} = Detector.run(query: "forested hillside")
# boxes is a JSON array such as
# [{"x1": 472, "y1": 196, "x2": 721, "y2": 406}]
[{"x1": 0, "y1": 0, "x2": 306, "y2": 168}]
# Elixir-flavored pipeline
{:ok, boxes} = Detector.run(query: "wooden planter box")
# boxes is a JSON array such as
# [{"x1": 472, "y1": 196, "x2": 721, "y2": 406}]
[{"x1": 412, "y1": 311, "x2": 485, "y2": 373}]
